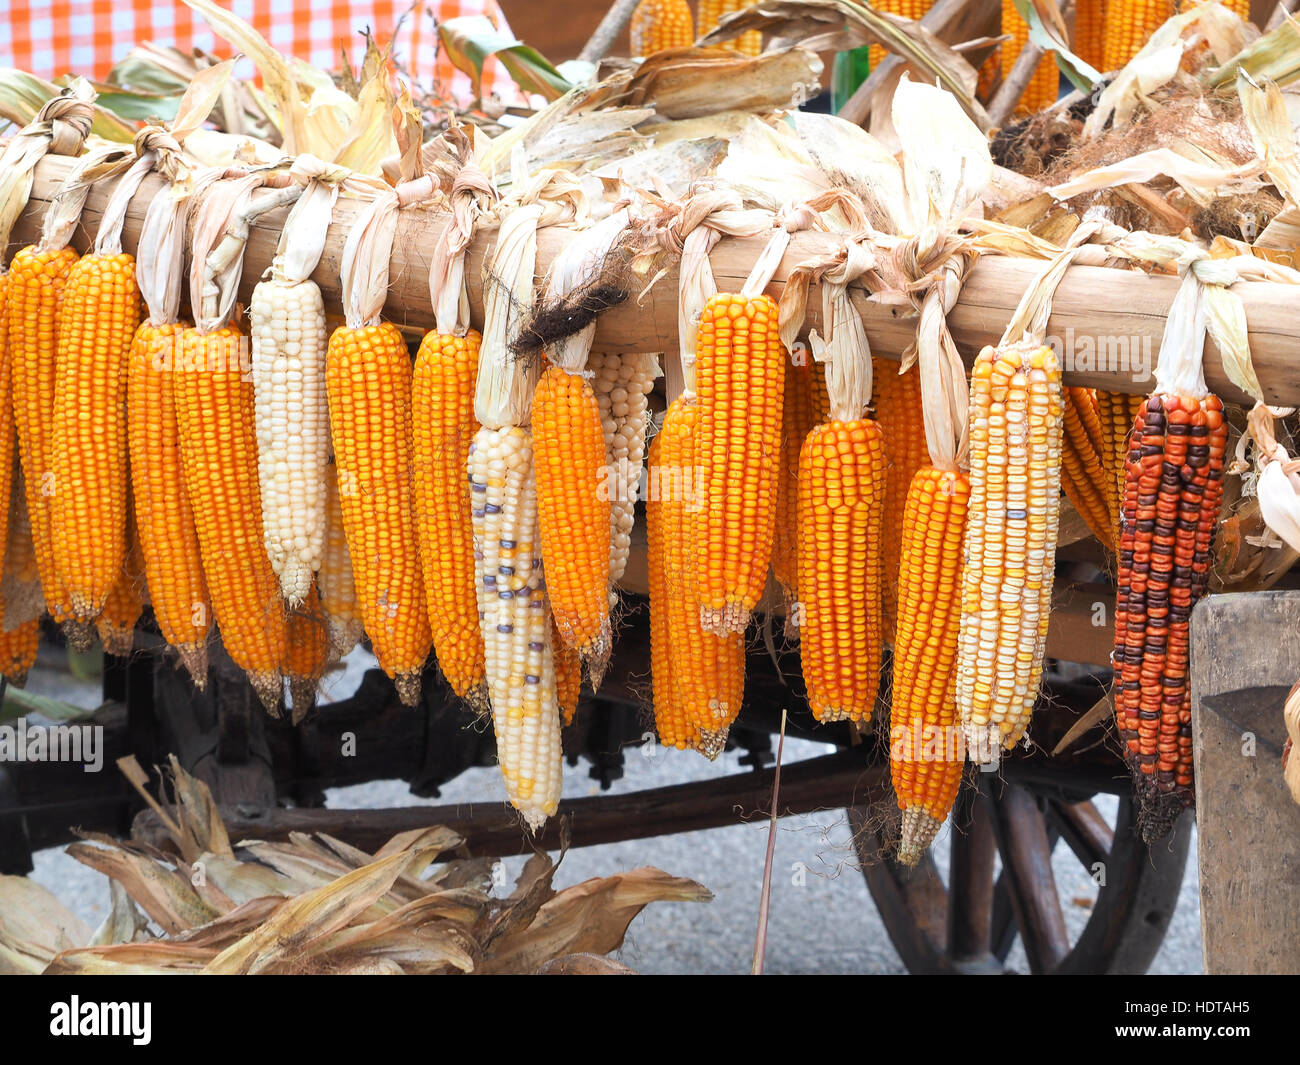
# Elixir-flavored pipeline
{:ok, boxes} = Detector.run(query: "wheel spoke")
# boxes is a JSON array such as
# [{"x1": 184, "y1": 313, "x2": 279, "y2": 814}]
[
  {"x1": 946, "y1": 783, "x2": 998, "y2": 965},
  {"x1": 981, "y1": 776, "x2": 1071, "y2": 973},
  {"x1": 1047, "y1": 798, "x2": 1114, "y2": 871}
]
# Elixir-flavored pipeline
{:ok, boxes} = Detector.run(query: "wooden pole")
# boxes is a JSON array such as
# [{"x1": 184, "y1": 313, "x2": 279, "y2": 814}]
[
  {"x1": 11, "y1": 154, "x2": 1300, "y2": 404},
  {"x1": 578, "y1": 0, "x2": 642, "y2": 62}
]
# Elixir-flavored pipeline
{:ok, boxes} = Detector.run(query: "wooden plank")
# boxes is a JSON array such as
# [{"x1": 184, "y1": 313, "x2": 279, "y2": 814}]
[
  {"x1": 130, "y1": 747, "x2": 890, "y2": 857},
  {"x1": 12, "y1": 155, "x2": 1300, "y2": 403},
  {"x1": 1191, "y1": 591, "x2": 1300, "y2": 975}
]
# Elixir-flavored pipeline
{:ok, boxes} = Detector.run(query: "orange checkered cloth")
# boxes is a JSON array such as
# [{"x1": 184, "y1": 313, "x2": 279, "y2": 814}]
[{"x1": 1, "y1": 0, "x2": 527, "y2": 107}]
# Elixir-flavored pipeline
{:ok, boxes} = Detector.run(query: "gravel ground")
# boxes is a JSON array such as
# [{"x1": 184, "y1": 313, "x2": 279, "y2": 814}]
[{"x1": 19, "y1": 650, "x2": 1202, "y2": 974}]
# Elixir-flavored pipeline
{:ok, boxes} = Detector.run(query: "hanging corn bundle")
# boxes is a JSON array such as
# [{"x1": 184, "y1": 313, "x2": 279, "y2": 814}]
[
  {"x1": 415, "y1": 138, "x2": 496, "y2": 710},
  {"x1": 327, "y1": 176, "x2": 436, "y2": 706},
  {"x1": 4, "y1": 89, "x2": 100, "y2": 626},
  {"x1": 778, "y1": 238, "x2": 886, "y2": 724},
  {"x1": 630, "y1": 0, "x2": 694, "y2": 55},
  {"x1": 50, "y1": 145, "x2": 155, "y2": 644},
  {"x1": 532, "y1": 209, "x2": 635, "y2": 682},
  {"x1": 1113, "y1": 271, "x2": 1228, "y2": 838},
  {"x1": 956, "y1": 238, "x2": 1088, "y2": 761},
  {"x1": 251, "y1": 159, "x2": 352, "y2": 608},
  {"x1": 175, "y1": 174, "x2": 296, "y2": 710},
  {"x1": 469, "y1": 183, "x2": 572, "y2": 827}
]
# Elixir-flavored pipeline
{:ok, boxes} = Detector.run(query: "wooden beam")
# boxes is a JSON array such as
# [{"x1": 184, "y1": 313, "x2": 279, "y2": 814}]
[
  {"x1": 131, "y1": 748, "x2": 890, "y2": 856},
  {"x1": 12, "y1": 155, "x2": 1300, "y2": 403}
]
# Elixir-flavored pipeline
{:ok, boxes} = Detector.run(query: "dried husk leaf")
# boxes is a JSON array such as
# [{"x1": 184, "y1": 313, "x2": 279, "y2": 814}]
[
  {"x1": 479, "y1": 868, "x2": 711, "y2": 975},
  {"x1": 46, "y1": 941, "x2": 215, "y2": 975},
  {"x1": 188, "y1": 172, "x2": 265, "y2": 331},
  {"x1": 0, "y1": 875, "x2": 92, "y2": 973},
  {"x1": 542, "y1": 207, "x2": 632, "y2": 372},
  {"x1": 36, "y1": 143, "x2": 131, "y2": 253},
  {"x1": 429, "y1": 127, "x2": 498, "y2": 336},
  {"x1": 1047, "y1": 148, "x2": 1262, "y2": 207},
  {"x1": 65, "y1": 839, "x2": 222, "y2": 935},
  {"x1": 1152, "y1": 270, "x2": 1210, "y2": 399},
  {"x1": 1285, "y1": 680, "x2": 1300, "y2": 804},
  {"x1": 89, "y1": 879, "x2": 150, "y2": 946}
]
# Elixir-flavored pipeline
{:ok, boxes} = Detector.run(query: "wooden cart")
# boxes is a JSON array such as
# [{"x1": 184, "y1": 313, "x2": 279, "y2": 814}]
[{"x1": 13, "y1": 153, "x2": 1299, "y2": 974}]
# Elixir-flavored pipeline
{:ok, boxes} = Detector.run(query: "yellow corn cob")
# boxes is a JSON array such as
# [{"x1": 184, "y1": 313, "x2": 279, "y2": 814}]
[
  {"x1": 630, "y1": 0, "x2": 694, "y2": 55},
  {"x1": 698, "y1": 0, "x2": 762, "y2": 54},
  {"x1": 1074, "y1": 0, "x2": 1107, "y2": 70},
  {"x1": 2, "y1": 479, "x2": 44, "y2": 632},
  {"x1": 468, "y1": 425, "x2": 563, "y2": 829},
  {"x1": 695, "y1": 293, "x2": 785, "y2": 635},
  {"x1": 797, "y1": 418, "x2": 887, "y2": 723},
  {"x1": 1061, "y1": 387, "x2": 1114, "y2": 550},
  {"x1": 976, "y1": 49, "x2": 1000, "y2": 102},
  {"x1": 1102, "y1": 0, "x2": 1174, "y2": 71},
  {"x1": 533, "y1": 365, "x2": 612, "y2": 671},
  {"x1": 173, "y1": 324, "x2": 286, "y2": 710},
  {"x1": 285, "y1": 585, "x2": 330, "y2": 723},
  {"x1": 873, "y1": 358, "x2": 928, "y2": 641},
  {"x1": 127, "y1": 322, "x2": 210, "y2": 686},
  {"x1": 1001, "y1": 0, "x2": 1060, "y2": 114},
  {"x1": 1097, "y1": 389, "x2": 1143, "y2": 546},
  {"x1": 646, "y1": 425, "x2": 695, "y2": 751},
  {"x1": 653, "y1": 396, "x2": 746, "y2": 755},
  {"x1": 554, "y1": 617, "x2": 582, "y2": 727},
  {"x1": 50, "y1": 251, "x2": 141, "y2": 637},
  {"x1": 326, "y1": 322, "x2": 432, "y2": 706},
  {"x1": 413, "y1": 330, "x2": 486, "y2": 709},
  {"x1": 96, "y1": 510, "x2": 144, "y2": 657},
  {"x1": 773, "y1": 353, "x2": 829, "y2": 606},
  {"x1": 7, "y1": 245, "x2": 79, "y2": 623},
  {"x1": 318, "y1": 462, "x2": 363, "y2": 661},
  {"x1": 587, "y1": 351, "x2": 656, "y2": 594},
  {"x1": 868, "y1": 0, "x2": 932, "y2": 69},
  {"x1": 0, "y1": 616, "x2": 39, "y2": 687},
  {"x1": 890, "y1": 467, "x2": 971, "y2": 864},
  {"x1": 956, "y1": 342, "x2": 1063, "y2": 758},
  {"x1": 251, "y1": 275, "x2": 329, "y2": 607},
  {"x1": 0, "y1": 273, "x2": 13, "y2": 581}
]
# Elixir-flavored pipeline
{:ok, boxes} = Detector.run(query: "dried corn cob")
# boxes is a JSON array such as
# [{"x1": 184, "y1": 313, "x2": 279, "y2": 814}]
[
  {"x1": 1001, "y1": 0, "x2": 1059, "y2": 113},
  {"x1": 1097, "y1": 389, "x2": 1144, "y2": 544},
  {"x1": 891, "y1": 467, "x2": 970, "y2": 861},
  {"x1": 956, "y1": 341, "x2": 1064, "y2": 758},
  {"x1": 7, "y1": 245, "x2": 79, "y2": 623},
  {"x1": 1113, "y1": 292, "x2": 1227, "y2": 836},
  {"x1": 251, "y1": 273, "x2": 329, "y2": 607},
  {"x1": 96, "y1": 511, "x2": 145, "y2": 656},
  {"x1": 128, "y1": 322, "x2": 210, "y2": 686},
  {"x1": 50, "y1": 250, "x2": 141, "y2": 634},
  {"x1": 1102, "y1": 0, "x2": 1174, "y2": 71},
  {"x1": 0, "y1": 617, "x2": 39, "y2": 688},
  {"x1": 0, "y1": 273, "x2": 14, "y2": 580},
  {"x1": 630, "y1": 0, "x2": 694, "y2": 55},
  {"x1": 285, "y1": 585, "x2": 330, "y2": 723},
  {"x1": 554, "y1": 617, "x2": 582, "y2": 727},
  {"x1": 319, "y1": 463, "x2": 363, "y2": 660},
  {"x1": 797, "y1": 418, "x2": 888, "y2": 723},
  {"x1": 868, "y1": 0, "x2": 932, "y2": 69},
  {"x1": 874, "y1": 358, "x2": 928, "y2": 640},
  {"x1": 1074, "y1": 0, "x2": 1107, "y2": 71},
  {"x1": 174, "y1": 324, "x2": 287, "y2": 710},
  {"x1": 773, "y1": 352, "x2": 829, "y2": 607},
  {"x1": 695, "y1": 293, "x2": 785, "y2": 635},
  {"x1": 588, "y1": 351, "x2": 656, "y2": 594},
  {"x1": 468, "y1": 425, "x2": 562, "y2": 829},
  {"x1": 653, "y1": 396, "x2": 745, "y2": 754},
  {"x1": 326, "y1": 322, "x2": 432, "y2": 705},
  {"x1": 1060, "y1": 386, "x2": 1114, "y2": 549},
  {"x1": 698, "y1": 0, "x2": 762, "y2": 55},
  {"x1": 533, "y1": 365, "x2": 613, "y2": 674},
  {"x1": 413, "y1": 329, "x2": 486, "y2": 709},
  {"x1": 646, "y1": 427, "x2": 691, "y2": 750}
]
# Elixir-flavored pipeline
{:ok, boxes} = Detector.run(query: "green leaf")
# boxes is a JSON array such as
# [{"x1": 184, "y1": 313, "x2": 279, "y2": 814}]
[
  {"x1": 93, "y1": 90, "x2": 182, "y2": 123},
  {"x1": 0, "y1": 688, "x2": 96, "y2": 726},
  {"x1": 1012, "y1": 0, "x2": 1101, "y2": 95},
  {"x1": 437, "y1": 16, "x2": 570, "y2": 103}
]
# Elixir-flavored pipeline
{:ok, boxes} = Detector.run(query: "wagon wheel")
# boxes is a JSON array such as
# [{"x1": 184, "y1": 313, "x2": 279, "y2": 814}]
[{"x1": 849, "y1": 773, "x2": 1191, "y2": 974}]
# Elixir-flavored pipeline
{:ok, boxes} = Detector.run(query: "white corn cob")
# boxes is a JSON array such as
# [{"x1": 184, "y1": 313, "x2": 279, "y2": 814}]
[
  {"x1": 251, "y1": 276, "x2": 329, "y2": 607},
  {"x1": 587, "y1": 351, "x2": 656, "y2": 592},
  {"x1": 468, "y1": 425, "x2": 562, "y2": 830},
  {"x1": 955, "y1": 343, "x2": 1064, "y2": 761},
  {"x1": 318, "y1": 463, "x2": 363, "y2": 659}
]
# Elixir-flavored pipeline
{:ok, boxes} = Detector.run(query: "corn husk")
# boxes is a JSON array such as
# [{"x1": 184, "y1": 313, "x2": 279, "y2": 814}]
[
  {"x1": 541, "y1": 207, "x2": 633, "y2": 372},
  {"x1": 1284, "y1": 680, "x2": 1300, "y2": 805}
]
